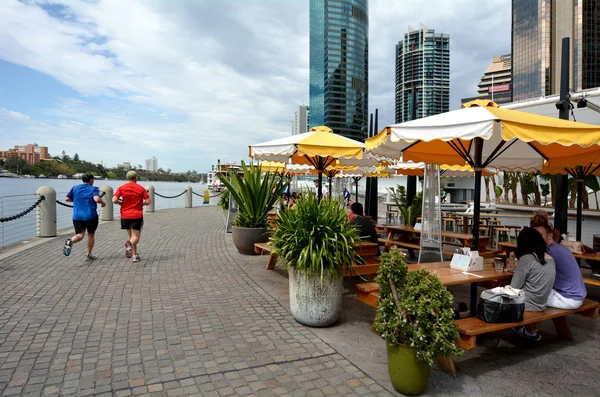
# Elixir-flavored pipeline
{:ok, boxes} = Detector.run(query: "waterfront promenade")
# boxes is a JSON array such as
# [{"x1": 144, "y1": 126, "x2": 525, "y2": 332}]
[{"x1": 1, "y1": 207, "x2": 599, "y2": 396}]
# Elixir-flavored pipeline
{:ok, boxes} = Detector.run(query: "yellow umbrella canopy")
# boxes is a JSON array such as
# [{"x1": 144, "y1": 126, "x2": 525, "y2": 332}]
[
  {"x1": 259, "y1": 161, "x2": 286, "y2": 173},
  {"x1": 366, "y1": 100, "x2": 600, "y2": 249},
  {"x1": 249, "y1": 126, "x2": 365, "y2": 199},
  {"x1": 391, "y1": 162, "x2": 495, "y2": 177}
]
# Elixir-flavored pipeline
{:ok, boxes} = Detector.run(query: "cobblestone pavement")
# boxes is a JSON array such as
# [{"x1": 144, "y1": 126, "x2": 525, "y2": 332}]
[{"x1": 1, "y1": 207, "x2": 600, "y2": 397}]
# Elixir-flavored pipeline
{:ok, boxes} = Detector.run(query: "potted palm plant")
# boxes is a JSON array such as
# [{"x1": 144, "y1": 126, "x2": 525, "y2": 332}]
[
  {"x1": 373, "y1": 247, "x2": 462, "y2": 395},
  {"x1": 217, "y1": 161, "x2": 289, "y2": 255},
  {"x1": 270, "y1": 193, "x2": 361, "y2": 327}
]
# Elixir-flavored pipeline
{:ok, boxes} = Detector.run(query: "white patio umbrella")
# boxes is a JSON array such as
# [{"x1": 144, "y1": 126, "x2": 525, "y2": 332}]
[{"x1": 366, "y1": 100, "x2": 600, "y2": 249}]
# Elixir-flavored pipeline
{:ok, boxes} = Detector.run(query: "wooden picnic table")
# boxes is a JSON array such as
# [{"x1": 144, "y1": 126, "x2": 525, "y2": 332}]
[
  {"x1": 383, "y1": 225, "x2": 491, "y2": 254},
  {"x1": 498, "y1": 241, "x2": 600, "y2": 262},
  {"x1": 357, "y1": 260, "x2": 513, "y2": 316},
  {"x1": 497, "y1": 241, "x2": 600, "y2": 288}
]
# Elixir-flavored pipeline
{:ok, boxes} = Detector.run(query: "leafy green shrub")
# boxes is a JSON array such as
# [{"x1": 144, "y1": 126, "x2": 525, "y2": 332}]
[
  {"x1": 270, "y1": 192, "x2": 361, "y2": 280},
  {"x1": 217, "y1": 189, "x2": 229, "y2": 211},
  {"x1": 373, "y1": 247, "x2": 463, "y2": 366},
  {"x1": 217, "y1": 161, "x2": 289, "y2": 228}
]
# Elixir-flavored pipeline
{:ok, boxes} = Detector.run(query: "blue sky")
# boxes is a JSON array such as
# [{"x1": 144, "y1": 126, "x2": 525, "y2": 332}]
[{"x1": 0, "y1": 0, "x2": 510, "y2": 172}]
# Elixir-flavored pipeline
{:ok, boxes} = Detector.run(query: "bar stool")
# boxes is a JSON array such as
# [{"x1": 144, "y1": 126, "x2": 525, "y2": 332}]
[{"x1": 386, "y1": 211, "x2": 400, "y2": 226}]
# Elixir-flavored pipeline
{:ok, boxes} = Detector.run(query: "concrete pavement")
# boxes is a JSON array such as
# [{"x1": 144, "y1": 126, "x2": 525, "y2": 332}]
[{"x1": 0, "y1": 206, "x2": 599, "y2": 396}]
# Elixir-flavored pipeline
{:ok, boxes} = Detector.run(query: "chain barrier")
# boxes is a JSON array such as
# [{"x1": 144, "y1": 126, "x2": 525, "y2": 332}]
[
  {"x1": 155, "y1": 191, "x2": 186, "y2": 199},
  {"x1": 56, "y1": 191, "x2": 106, "y2": 208},
  {"x1": 0, "y1": 195, "x2": 45, "y2": 223},
  {"x1": 191, "y1": 190, "x2": 204, "y2": 197}
]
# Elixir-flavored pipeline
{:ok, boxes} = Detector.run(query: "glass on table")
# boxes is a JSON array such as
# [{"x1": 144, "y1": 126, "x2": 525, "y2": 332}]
[{"x1": 494, "y1": 257, "x2": 504, "y2": 272}]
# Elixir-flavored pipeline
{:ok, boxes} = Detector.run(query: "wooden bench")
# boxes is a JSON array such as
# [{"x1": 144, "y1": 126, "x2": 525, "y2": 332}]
[
  {"x1": 583, "y1": 278, "x2": 600, "y2": 287},
  {"x1": 254, "y1": 242, "x2": 278, "y2": 270},
  {"x1": 254, "y1": 241, "x2": 381, "y2": 276},
  {"x1": 355, "y1": 282, "x2": 380, "y2": 308},
  {"x1": 454, "y1": 298, "x2": 600, "y2": 351}
]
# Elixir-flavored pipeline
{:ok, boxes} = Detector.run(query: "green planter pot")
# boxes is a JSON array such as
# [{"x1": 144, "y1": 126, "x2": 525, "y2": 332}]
[{"x1": 386, "y1": 342, "x2": 430, "y2": 396}]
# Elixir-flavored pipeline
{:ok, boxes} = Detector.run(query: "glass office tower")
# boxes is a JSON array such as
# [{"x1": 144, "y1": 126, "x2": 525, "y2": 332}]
[
  {"x1": 512, "y1": 0, "x2": 600, "y2": 102},
  {"x1": 395, "y1": 25, "x2": 450, "y2": 123},
  {"x1": 309, "y1": 0, "x2": 369, "y2": 141}
]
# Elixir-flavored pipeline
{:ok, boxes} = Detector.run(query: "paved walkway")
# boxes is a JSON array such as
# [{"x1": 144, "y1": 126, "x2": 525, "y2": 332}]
[{"x1": 0, "y1": 207, "x2": 599, "y2": 396}]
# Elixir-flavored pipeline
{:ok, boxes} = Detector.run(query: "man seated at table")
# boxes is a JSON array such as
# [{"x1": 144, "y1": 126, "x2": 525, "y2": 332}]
[
  {"x1": 531, "y1": 216, "x2": 586, "y2": 310},
  {"x1": 349, "y1": 202, "x2": 379, "y2": 247}
]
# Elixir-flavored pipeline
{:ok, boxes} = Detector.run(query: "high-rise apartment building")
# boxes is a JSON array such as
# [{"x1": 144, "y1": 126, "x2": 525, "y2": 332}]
[
  {"x1": 309, "y1": 0, "x2": 369, "y2": 141},
  {"x1": 395, "y1": 24, "x2": 450, "y2": 123},
  {"x1": 145, "y1": 157, "x2": 158, "y2": 172},
  {"x1": 512, "y1": 0, "x2": 600, "y2": 102},
  {"x1": 291, "y1": 105, "x2": 310, "y2": 135},
  {"x1": 461, "y1": 54, "x2": 513, "y2": 105}
]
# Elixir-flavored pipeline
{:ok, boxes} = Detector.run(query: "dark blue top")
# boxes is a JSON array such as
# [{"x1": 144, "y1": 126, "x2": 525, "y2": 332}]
[{"x1": 67, "y1": 184, "x2": 99, "y2": 221}]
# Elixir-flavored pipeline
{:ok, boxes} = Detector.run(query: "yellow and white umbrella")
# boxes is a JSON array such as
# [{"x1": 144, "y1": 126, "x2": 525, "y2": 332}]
[
  {"x1": 366, "y1": 100, "x2": 600, "y2": 248},
  {"x1": 250, "y1": 126, "x2": 365, "y2": 199}
]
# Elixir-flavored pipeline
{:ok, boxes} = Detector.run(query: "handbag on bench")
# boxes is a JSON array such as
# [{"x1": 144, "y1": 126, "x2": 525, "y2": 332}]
[{"x1": 476, "y1": 286, "x2": 525, "y2": 323}]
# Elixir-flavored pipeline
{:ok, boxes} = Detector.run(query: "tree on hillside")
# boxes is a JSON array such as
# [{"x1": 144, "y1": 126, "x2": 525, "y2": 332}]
[{"x1": 73, "y1": 153, "x2": 80, "y2": 162}]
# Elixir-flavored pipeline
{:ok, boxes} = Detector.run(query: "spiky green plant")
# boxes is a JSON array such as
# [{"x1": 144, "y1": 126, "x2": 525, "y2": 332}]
[
  {"x1": 374, "y1": 247, "x2": 463, "y2": 366},
  {"x1": 217, "y1": 161, "x2": 289, "y2": 228},
  {"x1": 270, "y1": 191, "x2": 361, "y2": 279}
]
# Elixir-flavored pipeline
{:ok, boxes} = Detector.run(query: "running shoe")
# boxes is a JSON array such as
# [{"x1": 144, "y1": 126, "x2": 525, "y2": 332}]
[
  {"x1": 512, "y1": 326, "x2": 541, "y2": 342},
  {"x1": 125, "y1": 241, "x2": 133, "y2": 258},
  {"x1": 132, "y1": 254, "x2": 141, "y2": 263},
  {"x1": 86, "y1": 254, "x2": 97, "y2": 261},
  {"x1": 63, "y1": 239, "x2": 73, "y2": 256}
]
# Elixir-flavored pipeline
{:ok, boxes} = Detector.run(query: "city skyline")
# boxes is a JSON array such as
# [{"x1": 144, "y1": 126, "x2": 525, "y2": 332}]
[{"x1": 0, "y1": 0, "x2": 511, "y2": 172}]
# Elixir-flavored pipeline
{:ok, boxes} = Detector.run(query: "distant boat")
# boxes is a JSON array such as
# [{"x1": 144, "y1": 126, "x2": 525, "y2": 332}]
[
  {"x1": 57, "y1": 174, "x2": 68, "y2": 179},
  {"x1": 38, "y1": 174, "x2": 47, "y2": 178}
]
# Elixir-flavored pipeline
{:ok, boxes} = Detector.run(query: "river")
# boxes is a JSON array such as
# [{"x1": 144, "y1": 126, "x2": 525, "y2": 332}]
[{"x1": 0, "y1": 178, "x2": 220, "y2": 248}]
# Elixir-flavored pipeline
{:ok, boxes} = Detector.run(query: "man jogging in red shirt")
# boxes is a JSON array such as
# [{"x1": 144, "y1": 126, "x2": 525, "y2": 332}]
[{"x1": 113, "y1": 171, "x2": 151, "y2": 263}]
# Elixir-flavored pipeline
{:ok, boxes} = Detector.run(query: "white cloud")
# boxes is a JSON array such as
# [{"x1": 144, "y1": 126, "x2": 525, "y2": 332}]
[{"x1": 0, "y1": 0, "x2": 510, "y2": 171}]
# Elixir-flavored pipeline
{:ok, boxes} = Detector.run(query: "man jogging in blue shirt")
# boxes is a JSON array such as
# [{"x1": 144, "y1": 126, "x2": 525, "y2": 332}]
[{"x1": 63, "y1": 172, "x2": 106, "y2": 260}]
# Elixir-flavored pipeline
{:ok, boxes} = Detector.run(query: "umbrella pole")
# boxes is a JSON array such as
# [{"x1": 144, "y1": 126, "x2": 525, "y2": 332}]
[
  {"x1": 354, "y1": 178, "x2": 359, "y2": 202},
  {"x1": 576, "y1": 179, "x2": 583, "y2": 242},
  {"x1": 318, "y1": 171, "x2": 323, "y2": 200},
  {"x1": 472, "y1": 137, "x2": 484, "y2": 252},
  {"x1": 328, "y1": 177, "x2": 333, "y2": 196}
]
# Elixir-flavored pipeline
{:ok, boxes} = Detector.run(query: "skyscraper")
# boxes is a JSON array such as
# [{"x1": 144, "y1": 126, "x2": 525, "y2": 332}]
[
  {"x1": 512, "y1": 0, "x2": 600, "y2": 102},
  {"x1": 461, "y1": 54, "x2": 513, "y2": 105},
  {"x1": 395, "y1": 25, "x2": 450, "y2": 123},
  {"x1": 309, "y1": 0, "x2": 369, "y2": 141},
  {"x1": 291, "y1": 105, "x2": 309, "y2": 135}
]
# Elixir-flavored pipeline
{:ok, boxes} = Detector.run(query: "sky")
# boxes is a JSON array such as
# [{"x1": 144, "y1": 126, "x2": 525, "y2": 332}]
[{"x1": 0, "y1": 0, "x2": 511, "y2": 173}]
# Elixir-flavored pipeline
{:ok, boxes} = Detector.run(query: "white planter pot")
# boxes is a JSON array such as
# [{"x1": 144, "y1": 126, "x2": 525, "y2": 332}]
[{"x1": 288, "y1": 267, "x2": 343, "y2": 327}]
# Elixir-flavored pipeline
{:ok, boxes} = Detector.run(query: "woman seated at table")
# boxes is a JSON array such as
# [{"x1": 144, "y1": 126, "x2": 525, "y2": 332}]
[
  {"x1": 530, "y1": 219, "x2": 586, "y2": 310},
  {"x1": 531, "y1": 210, "x2": 560, "y2": 242},
  {"x1": 511, "y1": 227, "x2": 556, "y2": 341}
]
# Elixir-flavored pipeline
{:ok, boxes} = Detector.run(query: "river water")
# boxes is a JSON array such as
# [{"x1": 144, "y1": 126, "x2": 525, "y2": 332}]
[{"x1": 0, "y1": 178, "x2": 220, "y2": 248}]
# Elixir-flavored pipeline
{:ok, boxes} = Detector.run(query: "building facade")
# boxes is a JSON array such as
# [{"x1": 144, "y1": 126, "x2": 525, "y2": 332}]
[
  {"x1": 461, "y1": 54, "x2": 513, "y2": 105},
  {"x1": 395, "y1": 24, "x2": 450, "y2": 123},
  {"x1": 512, "y1": 0, "x2": 600, "y2": 102},
  {"x1": 0, "y1": 143, "x2": 50, "y2": 165},
  {"x1": 145, "y1": 157, "x2": 158, "y2": 172},
  {"x1": 291, "y1": 105, "x2": 310, "y2": 135},
  {"x1": 117, "y1": 162, "x2": 132, "y2": 170},
  {"x1": 309, "y1": 0, "x2": 369, "y2": 141}
]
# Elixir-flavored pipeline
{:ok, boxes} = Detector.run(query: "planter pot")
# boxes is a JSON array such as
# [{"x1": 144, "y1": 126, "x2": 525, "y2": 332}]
[
  {"x1": 386, "y1": 342, "x2": 430, "y2": 396},
  {"x1": 231, "y1": 226, "x2": 269, "y2": 255},
  {"x1": 288, "y1": 268, "x2": 343, "y2": 327}
]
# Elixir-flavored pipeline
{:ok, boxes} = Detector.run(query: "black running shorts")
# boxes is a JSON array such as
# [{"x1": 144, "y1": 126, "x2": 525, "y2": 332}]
[
  {"x1": 73, "y1": 216, "x2": 99, "y2": 235},
  {"x1": 121, "y1": 218, "x2": 144, "y2": 231}
]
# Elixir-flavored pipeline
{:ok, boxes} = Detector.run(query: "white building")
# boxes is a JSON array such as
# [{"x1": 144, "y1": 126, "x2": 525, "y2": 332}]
[
  {"x1": 117, "y1": 162, "x2": 132, "y2": 170},
  {"x1": 291, "y1": 105, "x2": 309, "y2": 135},
  {"x1": 145, "y1": 157, "x2": 158, "y2": 171}
]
